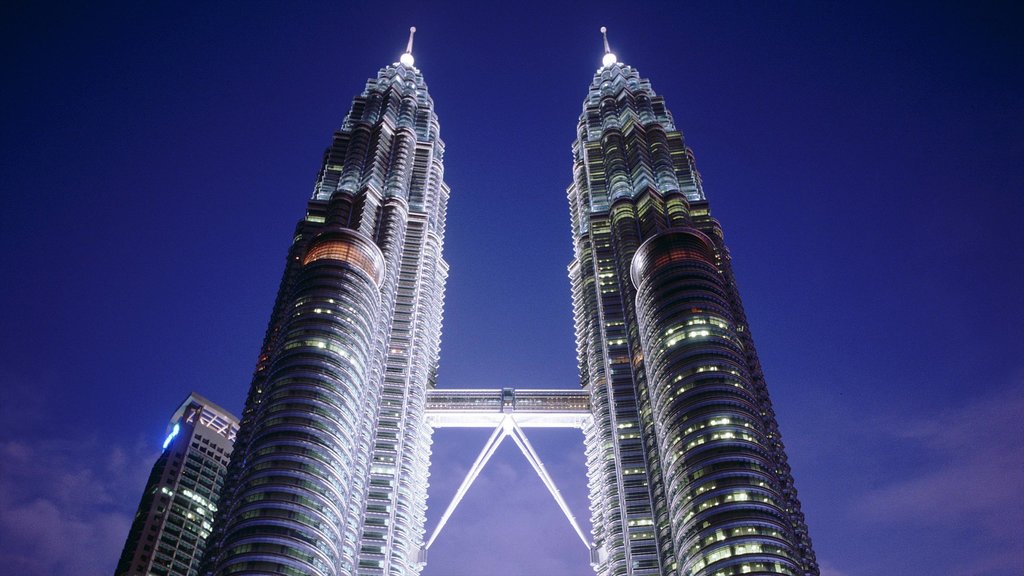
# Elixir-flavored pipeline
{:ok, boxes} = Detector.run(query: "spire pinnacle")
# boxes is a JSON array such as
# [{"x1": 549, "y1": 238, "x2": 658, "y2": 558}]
[
  {"x1": 405, "y1": 26, "x2": 416, "y2": 54},
  {"x1": 400, "y1": 27, "x2": 416, "y2": 67},
  {"x1": 600, "y1": 26, "x2": 617, "y2": 67}
]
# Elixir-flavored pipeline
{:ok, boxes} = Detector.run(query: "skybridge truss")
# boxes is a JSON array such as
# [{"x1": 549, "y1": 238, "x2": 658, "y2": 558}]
[{"x1": 420, "y1": 388, "x2": 594, "y2": 561}]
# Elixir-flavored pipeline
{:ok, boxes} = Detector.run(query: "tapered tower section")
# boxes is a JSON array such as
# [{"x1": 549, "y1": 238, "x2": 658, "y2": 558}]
[
  {"x1": 203, "y1": 31, "x2": 449, "y2": 576},
  {"x1": 570, "y1": 33, "x2": 817, "y2": 576}
]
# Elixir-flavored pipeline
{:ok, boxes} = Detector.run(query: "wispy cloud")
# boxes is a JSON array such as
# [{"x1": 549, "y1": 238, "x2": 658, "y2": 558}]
[
  {"x1": 856, "y1": 378, "x2": 1024, "y2": 575},
  {"x1": 0, "y1": 436, "x2": 157, "y2": 576},
  {"x1": 424, "y1": 430, "x2": 592, "y2": 575},
  {"x1": 818, "y1": 559, "x2": 851, "y2": 576}
]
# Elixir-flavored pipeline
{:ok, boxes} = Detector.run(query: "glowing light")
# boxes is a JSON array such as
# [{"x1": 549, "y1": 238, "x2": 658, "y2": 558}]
[
  {"x1": 162, "y1": 423, "x2": 180, "y2": 450},
  {"x1": 501, "y1": 415, "x2": 515, "y2": 433},
  {"x1": 600, "y1": 26, "x2": 617, "y2": 67},
  {"x1": 400, "y1": 52, "x2": 415, "y2": 67}
]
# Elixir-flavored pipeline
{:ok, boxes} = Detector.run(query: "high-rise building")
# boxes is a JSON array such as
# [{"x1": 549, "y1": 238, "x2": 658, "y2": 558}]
[
  {"x1": 197, "y1": 27, "x2": 817, "y2": 576},
  {"x1": 116, "y1": 393, "x2": 239, "y2": 576},
  {"x1": 570, "y1": 31, "x2": 817, "y2": 575},
  {"x1": 202, "y1": 28, "x2": 449, "y2": 576}
]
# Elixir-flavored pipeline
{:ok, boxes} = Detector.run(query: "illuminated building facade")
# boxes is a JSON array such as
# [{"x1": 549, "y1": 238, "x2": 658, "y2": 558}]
[
  {"x1": 116, "y1": 393, "x2": 239, "y2": 576},
  {"x1": 194, "y1": 27, "x2": 818, "y2": 576},
  {"x1": 202, "y1": 29, "x2": 449, "y2": 576},
  {"x1": 570, "y1": 31, "x2": 818, "y2": 575}
]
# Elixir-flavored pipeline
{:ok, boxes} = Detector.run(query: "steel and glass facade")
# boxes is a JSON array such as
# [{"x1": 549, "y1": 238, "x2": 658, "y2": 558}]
[
  {"x1": 193, "y1": 32, "x2": 817, "y2": 576},
  {"x1": 117, "y1": 393, "x2": 239, "y2": 576},
  {"x1": 569, "y1": 56, "x2": 817, "y2": 575},
  {"x1": 202, "y1": 49, "x2": 448, "y2": 576}
]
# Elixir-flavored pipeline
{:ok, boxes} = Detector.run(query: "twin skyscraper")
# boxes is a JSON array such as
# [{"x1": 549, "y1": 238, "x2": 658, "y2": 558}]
[{"x1": 127, "y1": 28, "x2": 818, "y2": 576}]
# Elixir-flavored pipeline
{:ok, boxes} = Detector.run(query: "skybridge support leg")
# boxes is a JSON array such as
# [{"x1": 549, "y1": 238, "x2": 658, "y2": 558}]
[
  {"x1": 507, "y1": 420, "x2": 590, "y2": 548},
  {"x1": 423, "y1": 415, "x2": 592, "y2": 556},
  {"x1": 425, "y1": 421, "x2": 507, "y2": 550}
]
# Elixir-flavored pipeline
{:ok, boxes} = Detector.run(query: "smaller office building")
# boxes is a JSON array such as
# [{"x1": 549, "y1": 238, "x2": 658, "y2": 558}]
[{"x1": 116, "y1": 393, "x2": 238, "y2": 576}]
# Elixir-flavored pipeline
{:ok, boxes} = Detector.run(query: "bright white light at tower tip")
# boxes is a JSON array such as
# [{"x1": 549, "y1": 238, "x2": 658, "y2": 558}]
[
  {"x1": 400, "y1": 52, "x2": 415, "y2": 67},
  {"x1": 602, "y1": 52, "x2": 618, "y2": 67}
]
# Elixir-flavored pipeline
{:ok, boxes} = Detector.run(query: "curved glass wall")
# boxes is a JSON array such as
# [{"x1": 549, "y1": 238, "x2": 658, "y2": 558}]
[
  {"x1": 205, "y1": 53, "x2": 449, "y2": 576},
  {"x1": 631, "y1": 229, "x2": 801, "y2": 576},
  {"x1": 568, "y1": 55, "x2": 817, "y2": 576},
  {"x1": 213, "y1": 230, "x2": 384, "y2": 575}
]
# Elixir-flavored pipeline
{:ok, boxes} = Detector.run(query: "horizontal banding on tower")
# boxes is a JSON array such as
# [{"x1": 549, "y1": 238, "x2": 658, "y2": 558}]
[
  {"x1": 630, "y1": 226, "x2": 803, "y2": 574},
  {"x1": 303, "y1": 228, "x2": 386, "y2": 288},
  {"x1": 630, "y1": 227, "x2": 717, "y2": 289}
]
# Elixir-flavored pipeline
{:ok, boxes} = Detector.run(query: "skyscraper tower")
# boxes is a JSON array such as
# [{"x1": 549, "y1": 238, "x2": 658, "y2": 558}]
[
  {"x1": 570, "y1": 30, "x2": 817, "y2": 575},
  {"x1": 202, "y1": 28, "x2": 449, "y2": 576},
  {"x1": 117, "y1": 393, "x2": 239, "y2": 576},
  {"x1": 193, "y1": 26, "x2": 817, "y2": 576}
]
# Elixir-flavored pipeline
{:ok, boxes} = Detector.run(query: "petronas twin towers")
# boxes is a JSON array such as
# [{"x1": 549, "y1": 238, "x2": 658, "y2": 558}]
[{"x1": 201, "y1": 28, "x2": 818, "y2": 576}]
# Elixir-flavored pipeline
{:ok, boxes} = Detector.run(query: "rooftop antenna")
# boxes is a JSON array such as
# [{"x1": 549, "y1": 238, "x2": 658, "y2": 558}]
[
  {"x1": 600, "y1": 26, "x2": 617, "y2": 67},
  {"x1": 400, "y1": 26, "x2": 416, "y2": 67}
]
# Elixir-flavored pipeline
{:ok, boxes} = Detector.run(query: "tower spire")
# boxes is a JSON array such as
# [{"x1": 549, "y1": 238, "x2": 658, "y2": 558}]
[
  {"x1": 600, "y1": 26, "x2": 617, "y2": 67},
  {"x1": 400, "y1": 26, "x2": 416, "y2": 67}
]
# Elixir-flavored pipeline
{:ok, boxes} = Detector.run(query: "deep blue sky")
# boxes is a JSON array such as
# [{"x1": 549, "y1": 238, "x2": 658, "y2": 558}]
[{"x1": 1, "y1": 1, "x2": 1022, "y2": 575}]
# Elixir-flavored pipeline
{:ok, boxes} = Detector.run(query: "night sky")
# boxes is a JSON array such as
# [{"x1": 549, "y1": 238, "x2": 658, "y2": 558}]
[{"x1": 2, "y1": 1, "x2": 1022, "y2": 575}]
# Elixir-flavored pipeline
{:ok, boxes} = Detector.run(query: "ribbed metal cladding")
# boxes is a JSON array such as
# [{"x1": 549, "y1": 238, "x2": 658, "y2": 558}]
[
  {"x1": 214, "y1": 229, "x2": 384, "y2": 576},
  {"x1": 631, "y1": 230, "x2": 802, "y2": 576}
]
